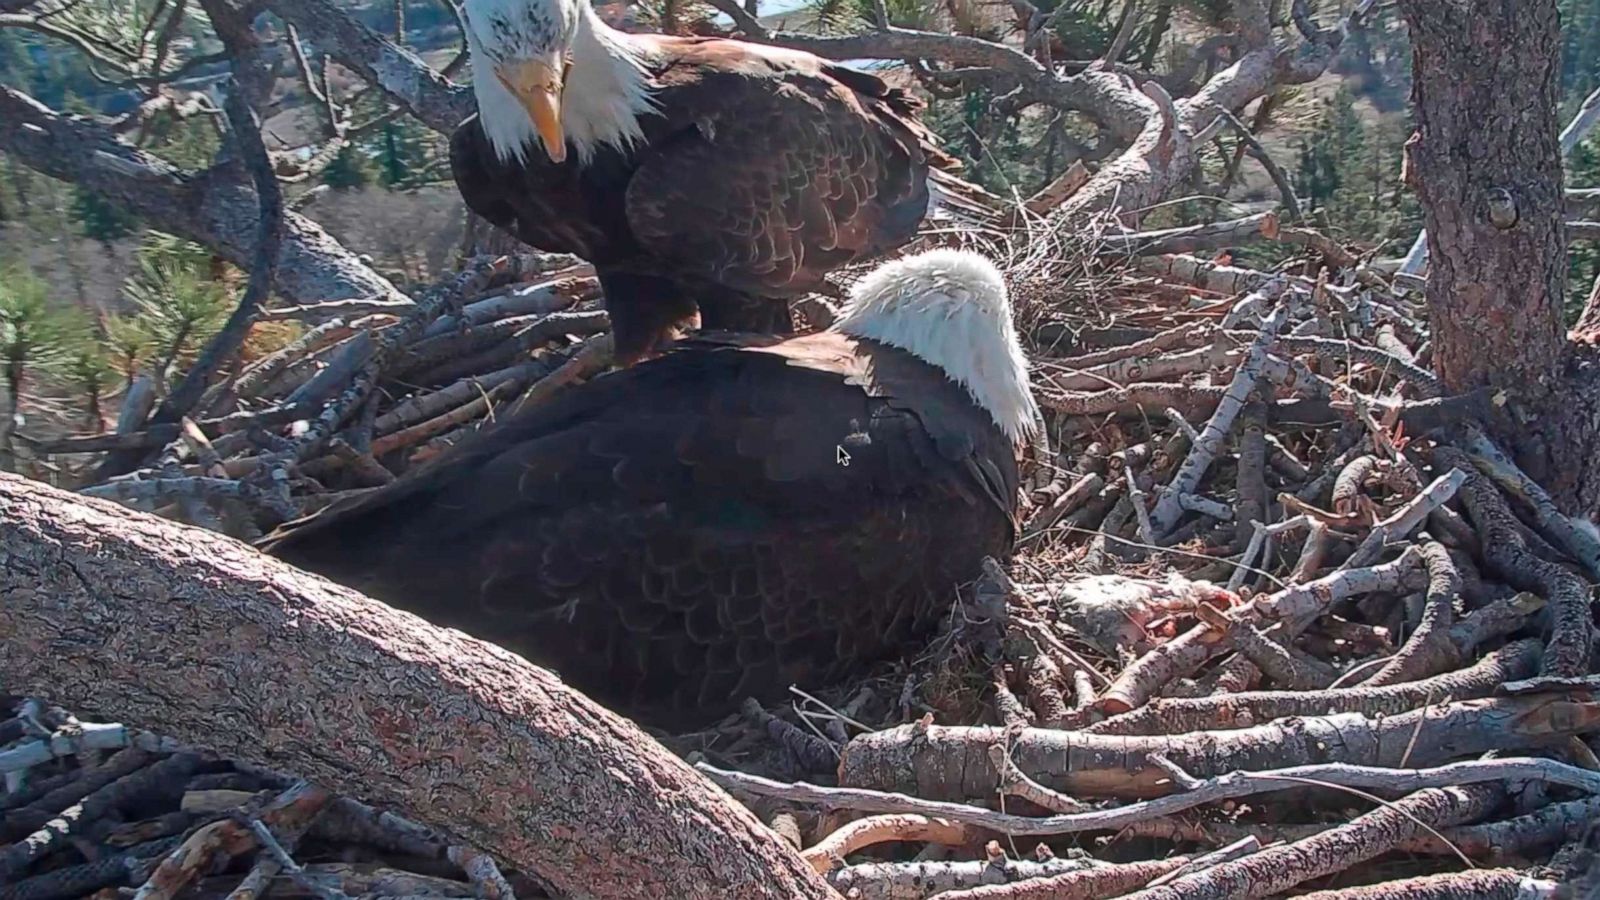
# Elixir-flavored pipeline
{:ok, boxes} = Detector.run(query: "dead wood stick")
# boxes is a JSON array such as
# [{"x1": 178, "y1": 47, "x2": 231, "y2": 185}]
[
  {"x1": 510, "y1": 333, "x2": 614, "y2": 413},
  {"x1": 1134, "y1": 255, "x2": 1272, "y2": 297},
  {"x1": 1434, "y1": 447, "x2": 1595, "y2": 677},
  {"x1": 705, "y1": 756, "x2": 1599, "y2": 837},
  {"x1": 1232, "y1": 403, "x2": 1268, "y2": 555},
  {"x1": 372, "y1": 362, "x2": 543, "y2": 435},
  {"x1": 369, "y1": 378, "x2": 524, "y2": 457},
  {"x1": 406, "y1": 310, "x2": 611, "y2": 388},
  {"x1": 1262, "y1": 547, "x2": 1425, "y2": 622},
  {"x1": 38, "y1": 405, "x2": 311, "y2": 455},
  {"x1": 398, "y1": 309, "x2": 606, "y2": 378},
  {"x1": 79, "y1": 476, "x2": 298, "y2": 523},
  {"x1": 1141, "y1": 836, "x2": 1262, "y2": 887},
  {"x1": 243, "y1": 816, "x2": 350, "y2": 900},
  {"x1": 1116, "y1": 784, "x2": 1504, "y2": 900},
  {"x1": 1097, "y1": 213, "x2": 1279, "y2": 257},
  {"x1": 1224, "y1": 617, "x2": 1339, "y2": 689},
  {"x1": 829, "y1": 857, "x2": 1101, "y2": 900},
  {"x1": 0, "y1": 474, "x2": 838, "y2": 900},
  {"x1": 1293, "y1": 869, "x2": 1559, "y2": 900},
  {"x1": 1149, "y1": 300, "x2": 1288, "y2": 536},
  {"x1": 1049, "y1": 321, "x2": 1213, "y2": 370},
  {"x1": 419, "y1": 272, "x2": 597, "y2": 339},
  {"x1": 1100, "y1": 554, "x2": 1420, "y2": 715},
  {"x1": 214, "y1": 318, "x2": 356, "y2": 411},
  {"x1": 837, "y1": 697, "x2": 1600, "y2": 801},
  {"x1": 1019, "y1": 160, "x2": 1090, "y2": 216},
  {"x1": 1341, "y1": 469, "x2": 1466, "y2": 570},
  {"x1": 1245, "y1": 334, "x2": 1444, "y2": 398},
  {"x1": 1084, "y1": 639, "x2": 1541, "y2": 735},
  {"x1": 0, "y1": 747, "x2": 156, "y2": 839},
  {"x1": 0, "y1": 751, "x2": 202, "y2": 878},
  {"x1": 1039, "y1": 383, "x2": 1226, "y2": 418},
  {"x1": 0, "y1": 723, "x2": 174, "y2": 775},
  {"x1": 1024, "y1": 470, "x2": 1100, "y2": 538},
  {"x1": 1041, "y1": 342, "x2": 1234, "y2": 392},
  {"x1": 1333, "y1": 454, "x2": 1382, "y2": 514},
  {"x1": 445, "y1": 846, "x2": 518, "y2": 900},
  {"x1": 936, "y1": 855, "x2": 1193, "y2": 900},
  {"x1": 1362, "y1": 542, "x2": 1460, "y2": 686},
  {"x1": 0, "y1": 849, "x2": 155, "y2": 900},
  {"x1": 987, "y1": 745, "x2": 1087, "y2": 813},
  {"x1": 132, "y1": 781, "x2": 330, "y2": 900},
  {"x1": 800, "y1": 815, "x2": 969, "y2": 874},
  {"x1": 1429, "y1": 794, "x2": 1600, "y2": 860},
  {"x1": 1461, "y1": 426, "x2": 1600, "y2": 580},
  {"x1": 228, "y1": 789, "x2": 341, "y2": 900},
  {"x1": 270, "y1": 259, "x2": 509, "y2": 474}
]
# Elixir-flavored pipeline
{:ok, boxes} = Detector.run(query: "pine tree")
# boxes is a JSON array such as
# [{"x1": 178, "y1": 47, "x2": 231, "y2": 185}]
[
  {"x1": 322, "y1": 145, "x2": 376, "y2": 190},
  {"x1": 374, "y1": 119, "x2": 434, "y2": 188},
  {"x1": 69, "y1": 186, "x2": 139, "y2": 245}
]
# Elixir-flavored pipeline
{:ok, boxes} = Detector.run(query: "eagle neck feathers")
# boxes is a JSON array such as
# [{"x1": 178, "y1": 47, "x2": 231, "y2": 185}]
[{"x1": 562, "y1": 8, "x2": 657, "y2": 164}]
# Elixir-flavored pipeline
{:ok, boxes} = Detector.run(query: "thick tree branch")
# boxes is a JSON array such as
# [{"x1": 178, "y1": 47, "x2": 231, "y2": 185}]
[
  {"x1": 0, "y1": 85, "x2": 408, "y2": 317},
  {"x1": 0, "y1": 473, "x2": 839, "y2": 900},
  {"x1": 260, "y1": 0, "x2": 473, "y2": 134}
]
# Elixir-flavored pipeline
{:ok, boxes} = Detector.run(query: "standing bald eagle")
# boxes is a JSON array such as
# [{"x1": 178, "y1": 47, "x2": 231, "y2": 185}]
[
  {"x1": 449, "y1": 0, "x2": 996, "y2": 365},
  {"x1": 260, "y1": 249, "x2": 1037, "y2": 730}
]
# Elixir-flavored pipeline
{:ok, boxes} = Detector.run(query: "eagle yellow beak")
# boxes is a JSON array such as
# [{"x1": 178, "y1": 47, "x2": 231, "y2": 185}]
[{"x1": 495, "y1": 57, "x2": 567, "y2": 163}]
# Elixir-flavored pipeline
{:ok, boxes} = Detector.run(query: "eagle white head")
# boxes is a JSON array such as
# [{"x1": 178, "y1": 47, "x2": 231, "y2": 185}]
[
  {"x1": 833, "y1": 249, "x2": 1040, "y2": 445},
  {"x1": 463, "y1": 0, "x2": 654, "y2": 165}
]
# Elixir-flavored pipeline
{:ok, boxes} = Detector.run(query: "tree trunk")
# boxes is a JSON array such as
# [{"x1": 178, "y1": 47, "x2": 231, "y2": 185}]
[
  {"x1": 1399, "y1": 0, "x2": 1600, "y2": 513},
  {"x1": 0, "y1": 473, "x2": 839, "y2": 900}
]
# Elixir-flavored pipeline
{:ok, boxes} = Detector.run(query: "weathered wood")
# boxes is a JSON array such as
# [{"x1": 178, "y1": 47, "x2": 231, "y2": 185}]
[{"x1": 0, "y1": 474, "x2": 838, "y2": 900}]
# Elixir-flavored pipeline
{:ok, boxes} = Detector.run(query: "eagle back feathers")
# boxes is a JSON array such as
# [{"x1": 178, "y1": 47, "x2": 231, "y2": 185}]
[{"x1": 260, "y1": 332, "x2": 1018, "y2": 727}]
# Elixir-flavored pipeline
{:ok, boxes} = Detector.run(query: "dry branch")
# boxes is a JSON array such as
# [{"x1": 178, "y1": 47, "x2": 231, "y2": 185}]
[
  {"x1": 0, "y1": 474, "x2": 836, "y2": 900},
  {"x1": 1118, "y1": 785, "x2": 1502, "y2": 899},
  {"x1": 935, "y1": 856, "x2": 1193, "y2": 900},
  {"x1": 1085, "y1": 640, "x2": 1542, "y2": 736},
  {"x1": 703, "y1": 756, "x2": 1600, "y2": 838}
]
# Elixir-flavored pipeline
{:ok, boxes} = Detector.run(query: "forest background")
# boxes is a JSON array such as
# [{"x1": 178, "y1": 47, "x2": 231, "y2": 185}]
[{"x1": 3, "y1": 0, "x2": 1599, "y2": 458}]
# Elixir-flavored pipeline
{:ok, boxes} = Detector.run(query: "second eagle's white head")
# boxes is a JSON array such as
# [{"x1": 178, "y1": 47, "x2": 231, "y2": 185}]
[{"x1": 833, "y1": 249, "x2": 1040, "y2": 445}]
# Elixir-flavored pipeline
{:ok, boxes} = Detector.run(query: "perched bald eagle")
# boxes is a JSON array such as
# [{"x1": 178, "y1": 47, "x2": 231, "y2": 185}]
[
  {"x1": 259, "y1": 249, "x2": 1037, "y2": 730},
  {"x1": 449, "y1": 0, "x2": 996, "y2": 365}
]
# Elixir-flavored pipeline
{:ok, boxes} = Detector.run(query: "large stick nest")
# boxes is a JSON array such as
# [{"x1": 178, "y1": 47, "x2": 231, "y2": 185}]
[{"x1": 7, "y1": 219, "x2": 1600, "y2": 898}]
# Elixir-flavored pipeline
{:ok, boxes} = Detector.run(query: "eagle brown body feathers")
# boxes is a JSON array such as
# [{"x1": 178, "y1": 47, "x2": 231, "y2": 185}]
[
  {"x1": 449, "y1": 36, "x2": 969, "y2": 362},
  {"x1": 260, "y1": 332, "x2": 1019, "y2": 730}
]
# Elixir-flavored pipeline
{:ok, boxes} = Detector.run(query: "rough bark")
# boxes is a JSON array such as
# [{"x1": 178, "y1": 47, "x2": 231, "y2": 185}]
[
  {"x1": 1399, "y1": 0, "x2": 1600, "y2": 511},
  {"x1": 0, "y1": 474, "x2": 838, "y2": 900}
]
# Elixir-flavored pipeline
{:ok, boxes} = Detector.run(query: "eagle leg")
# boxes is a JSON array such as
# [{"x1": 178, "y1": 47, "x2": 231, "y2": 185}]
[
  {"x1": 694, "y1": 287, "x2": 794, "y2": 336},
  {"x1": 599, "y1": 269, "x2": 702, "y2": 367}
]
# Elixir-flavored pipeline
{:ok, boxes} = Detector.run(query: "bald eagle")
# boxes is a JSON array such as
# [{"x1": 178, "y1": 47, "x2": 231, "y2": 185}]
[
  {"x1": 259, "y1": 249, "x2": 1036, "y2": 730},
  {"x1": 449, "y1": 0, "x2": 996, "y2": 365}
]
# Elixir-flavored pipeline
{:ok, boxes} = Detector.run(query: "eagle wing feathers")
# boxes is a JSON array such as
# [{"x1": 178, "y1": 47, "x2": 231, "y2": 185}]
[
  {"x1": 622, "y1": 62, "x2": 939, "y2": 296},
  {"x1": 261, "y1": 335, "x2": 1015, "y2": 728}
]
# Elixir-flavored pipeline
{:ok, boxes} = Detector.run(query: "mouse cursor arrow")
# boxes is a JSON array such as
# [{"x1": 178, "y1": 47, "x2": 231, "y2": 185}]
[{"x1": 836, "y1": 445, "x2": 851, "y2": 467}]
